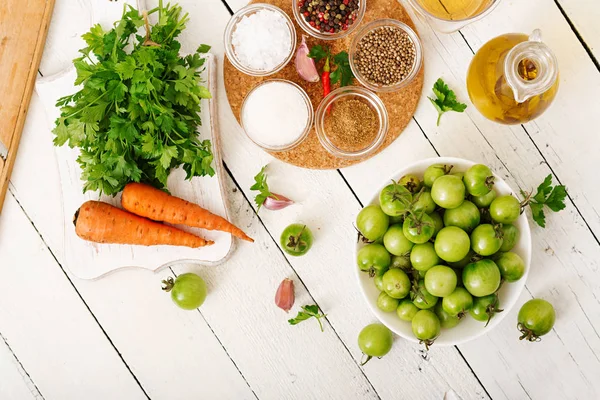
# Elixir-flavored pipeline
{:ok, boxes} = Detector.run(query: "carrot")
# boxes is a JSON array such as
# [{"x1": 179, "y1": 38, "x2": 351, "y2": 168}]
[
  {"x1": 121, "y1": 183, "x2": 254, "y2": 242},
  {"x1": 74, "y1": 201, "x2": 213, "y2": 248}
]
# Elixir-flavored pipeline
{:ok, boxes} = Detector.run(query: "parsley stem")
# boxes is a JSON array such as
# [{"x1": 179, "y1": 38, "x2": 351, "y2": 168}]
[
  {"x1": 316, "y1": 315, "x2": 324, "y2": 332},
  {"x1": 436, "y1": 112, "x2": 442, "y2": 126},
  {"x1": 63, "y1": 91, "x2": 110, "y2": 119}
]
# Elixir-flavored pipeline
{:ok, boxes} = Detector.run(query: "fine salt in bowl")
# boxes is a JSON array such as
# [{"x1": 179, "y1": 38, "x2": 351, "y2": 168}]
[
  {"x1": 224, "y1": 4, "x2": 296, "y2": 76},
  {"x1": 241, "y1": 79, "x2": 314, "y2": 151}
]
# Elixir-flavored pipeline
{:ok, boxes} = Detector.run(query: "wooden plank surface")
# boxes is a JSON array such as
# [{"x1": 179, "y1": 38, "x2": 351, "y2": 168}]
[
  {"x1": 0, "y1": 0, "x2": 55, "y2": 212},
  {"x1": 1, "y1": 0, "x2": 600, "y2": 399}
]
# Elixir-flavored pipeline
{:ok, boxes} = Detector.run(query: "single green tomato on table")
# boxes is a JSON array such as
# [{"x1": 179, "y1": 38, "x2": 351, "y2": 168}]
[
  {"x1": 489, "y1": 195, "x2": 521, "y2": 224},
  {"x1": 379, "y1": 182, "x2": 412, "y2": 217},
  {"x1": 442, "y1": 287, "x2": 473, "y2": 317},
  {"x1": 443, "y1": 200, "x2": 481, "y2": 232},
  {"x1": 403, "y1": 213, "x2": 435, "y2": 244},
  {"x1": 412, "y1": 280, "x2": 439, "y2": 310},
  {"x1": 280, "y1": 224, "x2": 313, "y2": 256},
  {"x1": 162, "y1": 273, "x2": 207, "y2": 310},
  {"x1": 462, "y1": 259, "x2": 502, "y2": 297},
  {"x1": 412, "y1": 310, "x2": 441, "y2": 347},
  {"x1": 470, "y1": 224, "x2": 503, "y2": 256},
  {"x1": 423, "y1": 164, "x2": 452, "y2": 188},
  {"x1": 397, "y1": 299, "x2": 419, "y2": 321},
  {"x1": 424, "y1": 265, "x2": 458, "y2": 297},
  {"x1": 463, "y1": 164, "x2": 494, "y2": 197},
  {"x1": 435, "y1": 302, "x2": 461, "y2": 329},
  {"x1": 357, "y1": 244, "x2": 391, "y2": 275},
  {"x1": 494, "y1": 251, "x2": 526, "y2": 282},
  {"x1": 431, "y1": 175, "x2": 466, "y2": 209},
  {"x1": 434, "y1": 226, "x2": 471, "y2": 262},
  {"x1": 382, "y1": 268, "x2": 411, "y2": 299},
  {"x1": 499, "y1": 224, "x2": 519, "y2": 252},
  {"x1": 471, "y1": 189, "x2": 497, "y2": 208},
  {"x1": 470, "y1": 293, "x2": 502, "y2": 326},
  {"x1": 383, "y1": 224, "x2": 414, "y2": 256},
  {"x1": 356, "y1": 205, "x2": 389, "y2": 241},
  {"x1": 377, "y1": 291, "x2": 400, "y2": 312},
  {"x1": 410, "y1": 242, "x2": 441, "y2": 272},
  {"x1": 518, "y1": 299, "x2": 556, "y2": 342},
  {"x1": 358, "y1": 323, "x2": 394, "y2": 365}
]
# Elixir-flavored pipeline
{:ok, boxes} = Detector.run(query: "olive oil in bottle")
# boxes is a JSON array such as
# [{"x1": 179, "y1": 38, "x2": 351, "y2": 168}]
[
  {"x1": 467, "y1": 30, "x2": 559, "y2": 125},
  {"x1": 414, "y1": 0, "x2": 494, "y2": 20}
]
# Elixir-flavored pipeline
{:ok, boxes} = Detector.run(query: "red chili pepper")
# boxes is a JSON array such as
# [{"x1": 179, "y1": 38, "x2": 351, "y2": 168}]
[{"x1": 322, "y1": 56, "x2": 331, "y2": 98}]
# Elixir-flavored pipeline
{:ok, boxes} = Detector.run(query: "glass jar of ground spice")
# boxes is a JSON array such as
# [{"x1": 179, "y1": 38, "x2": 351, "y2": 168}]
[
  {"x1": 349, "y1": 19, "x2": 423, "y2": 92},
  {"x1": 315, "y1": 86, "x2": 389, "y2": 159}
]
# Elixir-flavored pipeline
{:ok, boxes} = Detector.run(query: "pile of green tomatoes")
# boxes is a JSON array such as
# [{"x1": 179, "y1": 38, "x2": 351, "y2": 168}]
[{"x1": 356, "y1": 163, "x2": 527, "y2": 348}]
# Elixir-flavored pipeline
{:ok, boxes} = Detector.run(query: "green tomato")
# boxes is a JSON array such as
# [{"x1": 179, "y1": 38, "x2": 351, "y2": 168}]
[
  {"x1": 374, "y1": 274, "x2": 385, "y2": 291},
  {"x1": 280, "y1": 224, "x2": 314, "y2": 256},
  {"x1": 377, "y1": 291, "x2": 400, "y2": 312},
  {"x1": 165, "y1": 273, "x2": 207, "y2": 310},
  {"x1": 448, "y1": 250, "x2": 475, "y2": 269},
  {"x1": 442, "y1": 287, "x2": 473, "y2": 317},
  {"x1": 390, "y1": 254, "x2": 412, "y2": 270},
  {"x1": 399, "y1": 174, "x2": 423, "y2": 194},
  {"x1": 356, "y1": 205, "x2": 390, "y2": 241},
  {"x1": 396, "y1": 299, "x2": 419, "y2": 321},
  {"x1": 383, "y1": 224, "x2": 414, "y2": 256},
  {"x1": 489, "y1": 195, "x2": 521, "y2": 224},
  {"x1": 470, "y1": 294, "x2": 502, "y2": 325},
  {"x1": 413, "y1": 191, "x2": 436, "y2": 214},
  {"x1": 431, "y1": 175, "x2": 466, "y2": 209},
  {"x1": 471, "y1": 224, "x2": 503, "y2": 256},
  {"x1": 410, "y1": 242, "x2": 441, "y2": 272},
  {"x1": 471, "y1": 189, "x2": 497, "y2": 208},
  {"x1": 403, "y1": 213, "x2": 435, "y2": 244},
  {"x1": 434, "y1": 226, "x2": 471, "y2": 263},
  {"x1": 379, "y1": 182, "x2": 412, "y2": 217},
  {"x1": 452, "y1": 171, "x2": 465, "y2": 180},
  {"x1": 423, "y1": 164, "x2": 451, "y2": 188},
  {"x1": 412, "y1": 310, "x2": 441, "y2": 345},
  {"x1": 429, "y1": 212, "x2": 444, "y2": 237},
  {"x1": 499, "y1": 224, "x2": 519, "y2": 252},
  {"x1": 382, "y1": 268, "x2": 411, "y2": 299},
  {"x1": 435, "y1": 302, "x2": 461, "y2": 329},
  {"x1": 424, "y1": 265, "x2": 458, "y2": 297},
  {"x1": 412, "y1": 280, "x2": 439, "y2": 309},
  {"x1": 463, "y1": 164, "x2": 494, "y2": 197},
  {"x1": 358, "y1": 323, "x2": 393, "y2": 364},
  {"x1": 494, "y1": 251, "x2": 525, "y2": 282},
  {"x1": 357, "y1": 244, "x2": 391, "y2": 275},
  {"x1": 462, "y1": 259, "x2": 501, "y2": 297},
  {"x1": 443, "y1": 201, "x2": 481, "y2": 232},
  {"x1": 518, "y1": 299, "x2": 556, "y2": 341}
]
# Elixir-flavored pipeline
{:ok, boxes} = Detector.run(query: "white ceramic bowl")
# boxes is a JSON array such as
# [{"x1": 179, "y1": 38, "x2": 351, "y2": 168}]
[{"x1": 354, "y1": 157, "x2": 532, "y2": 346}]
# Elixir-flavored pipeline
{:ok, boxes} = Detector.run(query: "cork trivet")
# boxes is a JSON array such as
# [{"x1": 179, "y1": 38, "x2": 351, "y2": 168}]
[{"x1": 223, "y1": 0, "x2": 424, "y2": 169}]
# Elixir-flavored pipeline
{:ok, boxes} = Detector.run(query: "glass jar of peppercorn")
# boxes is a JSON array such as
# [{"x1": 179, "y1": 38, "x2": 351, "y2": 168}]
[{"x1": 292, "y1": 0, "x2": 366, "y2": 40}]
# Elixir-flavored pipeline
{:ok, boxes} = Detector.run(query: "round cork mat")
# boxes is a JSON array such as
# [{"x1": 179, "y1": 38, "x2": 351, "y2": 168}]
[{"x1": 223, "y1": 0, "x2": 424, "y2": 169}]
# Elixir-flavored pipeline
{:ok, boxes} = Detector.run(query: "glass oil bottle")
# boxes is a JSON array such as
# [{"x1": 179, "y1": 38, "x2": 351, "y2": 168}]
[{"x1": 466, "y1": 29, "x2": 559, "y2": 124}]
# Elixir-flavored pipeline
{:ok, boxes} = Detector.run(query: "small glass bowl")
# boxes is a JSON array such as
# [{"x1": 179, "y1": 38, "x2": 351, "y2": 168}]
[
  {"x1": 241, "y1": 79, "x2": 314, "y2": 152},
  {"x1": 224, "y1": 4, "x2": 296, "y2": 76},
  {"x1": 315, "y1": 86, "x2": 388, "y2": 160},
  {"x1": 292, "y1": 0, "x2": 367, "y2": 41},
  {"x1": 404, "y1": 0, "x2": 501, "y2": 33},
  {"x1": 349, "y1": 19, "x2": 423, "y2": 93}
]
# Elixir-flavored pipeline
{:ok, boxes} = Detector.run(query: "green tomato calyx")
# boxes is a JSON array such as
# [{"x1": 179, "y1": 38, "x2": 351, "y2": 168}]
[
  {"x1": 287, "y1": 226, "x2": 308, "y2": 252},
  {"x1": 518, "y1": 323, "x2": 542, "y2": 342},
  {"x1": 162, "y1": 277, "x2": 175, "y2": 292},
  {"x1": 484, "y1": 298, "x2": 503, "y2": 327}
]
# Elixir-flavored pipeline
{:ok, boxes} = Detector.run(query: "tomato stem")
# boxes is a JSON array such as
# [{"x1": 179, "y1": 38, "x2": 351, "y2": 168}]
[
  {"x1": 161, "y1": 277, "x2": 175, "y2": 292},
  {"x1": 360, "y1": 354, "x2": 373, "y2": 366}
]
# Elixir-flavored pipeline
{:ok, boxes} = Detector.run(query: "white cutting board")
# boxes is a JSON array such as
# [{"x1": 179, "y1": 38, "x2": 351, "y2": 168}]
[{"x1": 35, "y1": 54, "x2": 234, "y2": 280}]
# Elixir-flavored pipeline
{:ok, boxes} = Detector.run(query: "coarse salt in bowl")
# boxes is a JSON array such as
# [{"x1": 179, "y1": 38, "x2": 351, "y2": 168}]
[
  {"x1": 354, "y1": 157, "x2": 532, "y2": 347},
  {"x1": 241, "y1": 79, "x2": 314, "y2": 152},
  {"x1": 224, "y1": 4, "x2": 297, "y2": 76}
]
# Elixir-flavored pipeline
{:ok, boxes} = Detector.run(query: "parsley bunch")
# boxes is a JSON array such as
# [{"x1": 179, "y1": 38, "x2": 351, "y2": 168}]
[
  {"x1": 53, "y1": 1, "x2": 214, "y2": 195},
  {"x1": 522, "y1": 174, "x2": 567, "y2": 227}
]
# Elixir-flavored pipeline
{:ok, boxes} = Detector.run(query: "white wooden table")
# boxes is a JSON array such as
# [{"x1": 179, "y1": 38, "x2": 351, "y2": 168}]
[{"x1": 1, "y1": 0, "x2": 599, "y2": 399}]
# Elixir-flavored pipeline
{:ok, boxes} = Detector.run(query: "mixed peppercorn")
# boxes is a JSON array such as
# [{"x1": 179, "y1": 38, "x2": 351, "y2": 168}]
[{"x1": 298, "y1": 0, "x2": 360, "y2": 34}]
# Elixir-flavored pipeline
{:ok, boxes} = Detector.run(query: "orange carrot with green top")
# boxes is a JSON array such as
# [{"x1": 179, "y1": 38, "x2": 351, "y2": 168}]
[
  {"x1": 74, "y1": 201, "x2": 213, "y2": 248},
  {"x1": 121, "y1": 183, "x2": 254, "y2": 242}
]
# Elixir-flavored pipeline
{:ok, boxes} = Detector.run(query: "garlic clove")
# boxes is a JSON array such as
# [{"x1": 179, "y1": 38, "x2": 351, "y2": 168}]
[
  {"x1": 295, "y1": 35, "x2": 320, "y2": 83},
  {"x1": 275, "y1": 278, "x2": 295, "y2": 312},
  {"x1": 263, "y1": 193, "x2": 294, "y2": 211}
]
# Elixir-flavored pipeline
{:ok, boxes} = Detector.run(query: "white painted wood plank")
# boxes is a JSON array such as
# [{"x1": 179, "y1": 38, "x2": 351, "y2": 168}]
[
  {"x1": 0, "y1": 193, "x2": 147, "y2": 400},
  {"x1": 0, "y1": 335, "x2": 42, "y2": 400},
  {"x1": 555, "y1": 0, "x2": 600, "y2": 59}
]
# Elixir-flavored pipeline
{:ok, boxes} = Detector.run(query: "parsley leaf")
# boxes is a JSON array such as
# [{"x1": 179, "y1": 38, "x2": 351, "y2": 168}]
[
  {"x1": 331, "y1": 51, "x2": 354, "y2": 87},
  {"x1": 249, "y1": 165, "x2": 276, "y2": 211},
  {"x1": 52, "y1": 2, "x2": 214, "y2": 196},
  {"x1": 428, "y1": 78, "x2": 467, "y2": 126},
  {"x1": 525, "y1": 174, "x2": 568, "y2": 227},
  {"x1": 288, "y1": 305, "x2": 326, "y2": 332},
  {"x1": 308, "y1": 45, "x2": 329, "y2": 62}
]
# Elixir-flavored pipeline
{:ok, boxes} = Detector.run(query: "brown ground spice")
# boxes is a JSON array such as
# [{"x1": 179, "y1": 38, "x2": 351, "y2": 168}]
[{"x1": 324, "y1": 99, "x2": 379, "y2": 152}]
